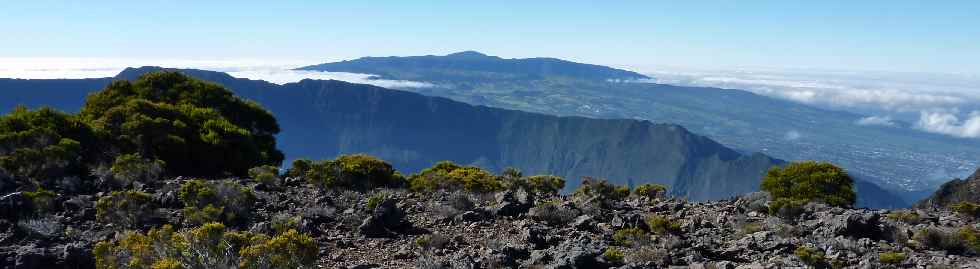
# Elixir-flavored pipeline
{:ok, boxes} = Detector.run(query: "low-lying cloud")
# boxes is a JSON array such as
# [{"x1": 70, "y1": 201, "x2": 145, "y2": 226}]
[
  {"x1": 916, "y1": 111, "x2": 980, "y2": 138},
  {"x1": 0, "y1": 57, "x2": 435, "y2": 89},
  {"x1": 855, "y1": 116, "x2": 896, "y2": 126},
  {"x1": 639, "y1": 67, "x2": 980, "y2": 139},
  {"x1": 227, "y1": 69, "x2": 434, "y2": 88}
]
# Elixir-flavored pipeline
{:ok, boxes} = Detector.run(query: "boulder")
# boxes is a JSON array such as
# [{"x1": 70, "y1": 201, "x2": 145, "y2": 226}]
[
  {"x1": 0, "y1": 192, "x2": 27, "y2": 221},
  {"x1": 358, "y1": 199, "x2": 409, "y2": 237},
  {"x1": 492, "y1": 190, "x2": 534, "y2": 217}
]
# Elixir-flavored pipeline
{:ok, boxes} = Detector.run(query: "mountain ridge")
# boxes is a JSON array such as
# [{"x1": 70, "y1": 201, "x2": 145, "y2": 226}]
[
  {"x1": 298, "y1": 51, "x2": 650, "y2": 82},
  {"x1": 0, "y1": 67, "x2": 906, "y2": 206}
]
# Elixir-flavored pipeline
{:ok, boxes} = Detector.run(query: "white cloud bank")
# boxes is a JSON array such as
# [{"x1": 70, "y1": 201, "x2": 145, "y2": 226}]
[
  {"x1": 855, "y1": 116, "x2": 896, "y2": 126},
  {"x1": 916, "y1": 111, "x2": 980, "y2": 138},
  {"x1": 227, "y1": 69, "x2": 434, "y2": 88},
  {"x1": 0, "y1": 57, "x2": 434, "y2": 89},
  {"x1": 639, "y1": 67, "x2": 980, "y2": 139}
]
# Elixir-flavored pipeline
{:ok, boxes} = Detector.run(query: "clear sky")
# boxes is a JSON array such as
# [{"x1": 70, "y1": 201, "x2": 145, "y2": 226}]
[{"x1": 2, "y1": 1, "x2": 979, "y2": 74}]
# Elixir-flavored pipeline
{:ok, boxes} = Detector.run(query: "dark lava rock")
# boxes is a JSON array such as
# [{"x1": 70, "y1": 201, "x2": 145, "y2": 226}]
[
  {"x1": 358, "y1": 199, "x2": 409, "y2": 237},
  {"x1": 492, "y1": 190, "x2": 534, "y2": 217},
  {"x1": 0, "y1": 192, "x2": 27, "y2": 221}
]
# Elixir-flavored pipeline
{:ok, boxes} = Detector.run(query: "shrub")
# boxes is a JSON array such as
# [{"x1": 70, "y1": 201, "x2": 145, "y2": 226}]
[
  {"x1": 958, "y1": 226, "x2": 980, "y2": 255},
  {"x1": 23, "y1": 188, "x2": 57, "y2": 214},
  {"x1": 602, "y1": 247, "x2": 625, "y2": 264},
  {"x1": 760, "y1": 161, "x2": 856, "y2": 212},
  {"x1": 107, "y1": 153, "x2": 165, "y2": 188},
  {"x1": 288, "y1": 155, "x2": 402, "y2": 190},
  {"x1": 409, "y1": 161, "x2": 503, "y2": 193},
  {"x1": 528, "y1": 203, "x2": 579, "y2": 226},
  {"x1": 646, "y1": 214, "x2": 682, "y2": 235},
  {"x1": 0, "y1": 106, "x2": 96, "y2": 189},
  {"x1": 879, "y1": 251, "x2": 906, "y2": 264},
  {"x1": 95, "y1": 190, "x2": 154, "y2": 228},
  {"x1": 239, "y1": 229, "x2": 318, "y2": 269},
  {"x1": 179, "y1": 179, "x2": 255, "y2": 226},
  {"x1": 271, "y1": 214, "x2": 300, "y2": 234},
  {"x1": 521, "y1": 175, "x2": 565, "y2": 195},
  {"x1": 366, "y1": 192, "x2": 387, "y2": 210},
  {"x1": 794, "y1": 246, "x2": 827, "y2": 267},
  {"x1": 952, "y1": 202, "x2": 980, "y2": 219},
  {"x1": 248, "y1": 165, "x2": 281, "y2": 188},
  {"x1": 613, "y1": 227, "x2": 648, "y2": 247},
  {"x1": 574, "y1": 177, "x2": 629, "y2": 202},
  {"x1": 913, "y1": 227, "x2": 966, "y2": 254},
  {"x1": 633, "y1": 183, "x2": 667, "y2": 199},
  {"x1": 416, "y1": 233, "x2": 450, "y2": 250},
  {"x1": 80, "y1": 72, "x2": 283, "y2": 178},
  {"x1": 885, "y1": 210, "x2": 921, "y2": 224},
  {"x1": 93, "y1": 222, "x2": 317, "y2": 269}
]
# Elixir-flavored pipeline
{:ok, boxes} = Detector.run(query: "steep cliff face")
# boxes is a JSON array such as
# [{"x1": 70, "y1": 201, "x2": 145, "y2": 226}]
[
  {"x1": 916, "y1": 168, "x2": 980, "y2": 208},
  {"x1": 266, "y1": 79, "x2": 779, "y2": 200},
  {"x1": 0, "y1": 67, "x2": 902, "y2": 204}
]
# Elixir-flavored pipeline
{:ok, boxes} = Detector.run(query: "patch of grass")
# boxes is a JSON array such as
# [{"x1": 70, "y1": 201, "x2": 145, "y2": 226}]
[
  {"x1": 878, "y1": 251, "x2": 906, "y2": 264},
  {"x1": 613, "y1": 227, "x2": 648, "y2": 247},
  {"x1": 646, "y1": 214, "x2": 682, "y2": 235},
  {"x1": 602, "y1": 247, "x2": 625, "y2": 264}
]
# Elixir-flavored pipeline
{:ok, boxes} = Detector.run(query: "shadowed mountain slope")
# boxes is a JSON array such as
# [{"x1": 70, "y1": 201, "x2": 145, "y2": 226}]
[{"x1": 0, "y1": 67, "x2": 904, "y2": 205}]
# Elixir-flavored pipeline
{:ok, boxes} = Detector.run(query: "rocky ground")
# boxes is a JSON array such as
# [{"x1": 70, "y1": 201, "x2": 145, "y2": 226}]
[{"x1": 2, "y1": 177, "x2": 980, "y2": 268}]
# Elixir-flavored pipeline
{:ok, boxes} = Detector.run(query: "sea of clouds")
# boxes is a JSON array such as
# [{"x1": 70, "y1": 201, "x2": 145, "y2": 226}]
[
  {"x1": 636, "y1": 66, "x2": 980, "y2": 138},
  {"x1": 0, "y1": 57, "x2": 433, "y2": 89}
]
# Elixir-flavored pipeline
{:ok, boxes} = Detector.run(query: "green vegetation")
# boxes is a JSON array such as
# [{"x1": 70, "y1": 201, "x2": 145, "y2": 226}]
[
  {"x1": 646, "y1": 214, "x2": 682, "y2": 235},
  {"x1": 408, "y1": 161, "x2": 503, "y2": 193},
  {"x1": 885, "y1": 210, "x2": 921, "y2": 224},
  {"x1": 878, "y1": 251, "x2": 906, "y2": 264},
  {"x1": 248, "y1": 165, "x2": 281, "y2": 189},
  {"x1": 179, "y1": 179, "x2": 255, "y2": 226},
  {"x1": 107, "y1": 153, "x2": 165, "y2": 188},
  {"x1": 95, "y1": 190, "x2": 154, "y2": 228},
  {"x1": 613, "y1": 227, "x2": 647, "y2": 247},
  {"x1": 958, "y1": 226, "x2": 980, "y2": 255},
  {"x1": 1, "y1": 72, "x2": 283, "y2": 193},
  {"x1": 633, "y1": 183, "x2": 667, "y2": 199},
  {"x1": 794, "y1": 246, "x2": 827, "y2": 268},
  {"x1": 951, "y1": 202, "x2": 980, "y2": 218},
  {"x1": 23, "y1": 188, "x2": 57, "y2": 214},
  {"x1": 288, "y1": 154, "x2": 402, "y2": 190},
  {"x1": 93, "y1": 222, "x2": 316, "y2": 269},
  {"x1": 602, "y1": 247, "x2": 625, "y2": 264},
  {"x1": 574, "y1": 177, "x2": 629, "y2": 202},
  {"x1": 761, "y1": 161, "x2": 856, "y2": 215},
  {"x1": 520, "y1": 175, "x2": 565, "y2": 195},
  {"x1": 0, "y1": 106, "x2": 95, "y2": 190},
  {"x1": 366, "y1": 192, "x2": 387, "y2": 210},
  {"x1": 913, "y1": 227, "x2": 966, "y2": 254},
  {"x1": 80, "y1": 72, "x2": 283, "y2": 178}
]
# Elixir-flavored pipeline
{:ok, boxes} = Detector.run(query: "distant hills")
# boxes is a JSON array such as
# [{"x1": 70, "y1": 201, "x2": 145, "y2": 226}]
[
  {"x1": 916, "y1": 168, "x2": 980, "y2": 209},
  {"x1": 0, "y1": 67, "x2": 904, "y2": 206},
  {"x1": 297, "y1": 51, "x2": 980, "y2": 200},
  {"x1": 298, "y1": 51, "x2": 649, "y2": 82}
]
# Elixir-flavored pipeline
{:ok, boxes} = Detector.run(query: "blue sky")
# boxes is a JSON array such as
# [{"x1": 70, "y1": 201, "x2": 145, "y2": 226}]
[{"x1": 2, "y1": 1, "x2": 979, "y2": 74}]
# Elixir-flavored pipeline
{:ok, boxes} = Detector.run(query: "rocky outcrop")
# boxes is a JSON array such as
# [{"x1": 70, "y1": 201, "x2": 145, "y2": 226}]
[
  {"x1": 916, "y1": 168, "x2": 980, "y2": 209},
  {"x1": 3, "y1": 176, "x2": 980, "y2": 268}
]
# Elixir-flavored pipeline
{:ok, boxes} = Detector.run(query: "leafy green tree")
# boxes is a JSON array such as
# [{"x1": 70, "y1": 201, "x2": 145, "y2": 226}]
[
  {"x1": 0, "y1": 106, "x2": 97, "y2": 190},
  {"x1": 79, "y1": 72, "x2": 283, "y2": 177},
  {"x1": 760, "y1": 161, "x2": 856, "y2": 213}
]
